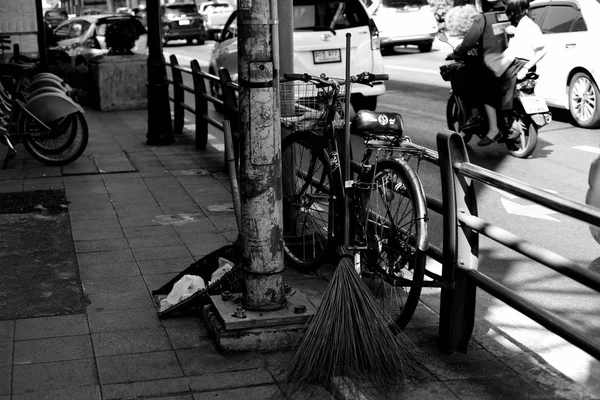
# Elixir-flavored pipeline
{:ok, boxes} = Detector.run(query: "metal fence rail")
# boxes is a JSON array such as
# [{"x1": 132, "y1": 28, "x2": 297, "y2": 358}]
[{"x1": 437, "y1": 129, "x2": 600, "y2": 360}]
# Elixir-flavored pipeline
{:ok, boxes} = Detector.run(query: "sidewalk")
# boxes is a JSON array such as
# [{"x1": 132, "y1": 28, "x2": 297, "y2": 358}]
[{"x1": 0, "y1": 106, "x2": 598, "y2": 400}]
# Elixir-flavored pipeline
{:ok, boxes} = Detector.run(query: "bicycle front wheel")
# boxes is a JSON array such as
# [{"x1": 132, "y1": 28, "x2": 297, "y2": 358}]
[
  {"x1": 22, "y1": 111, "x2": 89, "y2": 166},
  {"x1": 359, "y1": 158, "x2": 428, "y2": 330},
  {"x1": 282, "y1": 131, "x2": 343, "y2": 271}
]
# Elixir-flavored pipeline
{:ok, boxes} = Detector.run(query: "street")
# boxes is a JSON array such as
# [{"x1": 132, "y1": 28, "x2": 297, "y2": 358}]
[{"x1": 163, "y1": 39, "x2": 600, "y2": 392}]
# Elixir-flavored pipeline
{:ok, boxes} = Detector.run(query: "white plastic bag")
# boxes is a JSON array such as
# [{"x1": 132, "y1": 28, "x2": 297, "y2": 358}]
[
  {"x1": 209, "y1": 257, "x2": 234, "y2": 285},
  {"x1": 162, "y1": 274, "x2": 206, "y2": 307}
]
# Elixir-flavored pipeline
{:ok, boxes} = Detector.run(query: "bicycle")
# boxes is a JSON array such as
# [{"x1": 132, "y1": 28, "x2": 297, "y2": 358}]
[
  {"x1": 0, "y1": 63, "x2": 88, "y2": 169},
  {"x1": 280, "y1": 71, "x2": 430, "y2": 330}
]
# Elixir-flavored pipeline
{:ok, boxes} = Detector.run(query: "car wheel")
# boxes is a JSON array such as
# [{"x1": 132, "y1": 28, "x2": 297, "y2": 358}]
[
  {"x1": 196, "y1": 36, "x2": 205, "y2": 45},
  {"x1": 187, "y1": 38, "x2": 194, "y2": 45},
  {"x1": 418, "y1": 41, "x2": 433, "y2": 53},
  {"x1": 569, "y1": 72, "x2": 600, "y2": 129},
  {"x1": 351, "y1": 94, "x2": 377, "y2": 112}
]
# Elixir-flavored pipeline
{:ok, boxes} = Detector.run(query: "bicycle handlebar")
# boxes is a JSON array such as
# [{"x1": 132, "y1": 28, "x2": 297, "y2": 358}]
[{"x1": 282, "y1": 71, "x2": 389, "y2": 87}]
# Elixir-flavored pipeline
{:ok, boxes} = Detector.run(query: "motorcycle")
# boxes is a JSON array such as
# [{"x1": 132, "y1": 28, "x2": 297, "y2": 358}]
[{"x1": 438, "y1": 32, "x2": 552, "y2": 159}]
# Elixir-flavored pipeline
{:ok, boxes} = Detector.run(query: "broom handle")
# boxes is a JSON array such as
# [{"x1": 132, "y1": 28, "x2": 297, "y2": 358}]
[
  {"x1": 343, "y1": 33, "x2": 352, "y2": 247},
  {"x1": 223, "y1": 120, "x2": 242, "y2": 232}
]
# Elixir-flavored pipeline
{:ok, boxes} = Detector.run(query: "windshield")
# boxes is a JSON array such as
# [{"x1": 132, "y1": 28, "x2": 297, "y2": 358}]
[
  {"x1": 293, "y1": 0, "x2": 370, "y2": 31},
  {"x1": 164, "y1": 4, "x2": 198, "y2": 14}
]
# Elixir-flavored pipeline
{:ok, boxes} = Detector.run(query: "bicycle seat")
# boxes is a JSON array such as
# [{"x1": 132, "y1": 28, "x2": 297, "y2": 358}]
[{"x1": 350, "y1": 110, "x2": 404, "y2": 139}]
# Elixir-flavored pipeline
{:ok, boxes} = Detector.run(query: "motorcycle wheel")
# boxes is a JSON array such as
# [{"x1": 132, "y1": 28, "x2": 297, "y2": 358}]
[
  {"x1": 446, "y1": 95, "x2": 472, "y2": 143},
  {"x1": 506, "y1": 119, "x2": 538, "y2": 159}
]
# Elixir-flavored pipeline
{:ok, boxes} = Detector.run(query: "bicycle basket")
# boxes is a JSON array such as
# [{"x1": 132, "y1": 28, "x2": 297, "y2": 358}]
[{"x1": 279, "y1": 78, "x2": 346, "y2": 133}]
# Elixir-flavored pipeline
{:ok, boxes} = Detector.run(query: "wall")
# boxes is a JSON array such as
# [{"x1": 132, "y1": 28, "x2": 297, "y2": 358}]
[{"x1": 0, "y1": 0, "x2": 39, "y2": 62}]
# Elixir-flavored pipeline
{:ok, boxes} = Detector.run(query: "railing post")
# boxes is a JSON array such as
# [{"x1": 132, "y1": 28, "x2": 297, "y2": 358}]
[
  {"x1": 190, "y1": 60, "x2": 208, "y2": 150},
  {"x1": 436, "y1": 129, "x2": 479, "y2": 354},
  {"x1": 169, "y1": 54, "x2": 184, "y2": 135},
  {"x1": 218, "y1": 68, "x2": 239, "y2": 170}
]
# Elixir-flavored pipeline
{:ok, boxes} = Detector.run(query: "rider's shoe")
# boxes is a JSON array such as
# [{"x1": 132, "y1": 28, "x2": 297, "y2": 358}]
[
  {"x1": 461, "y1": 114, "x2": 485, "y2": 133},
  {"x1": 477, "y1": 131, "x2": 503, "y2": 146}
]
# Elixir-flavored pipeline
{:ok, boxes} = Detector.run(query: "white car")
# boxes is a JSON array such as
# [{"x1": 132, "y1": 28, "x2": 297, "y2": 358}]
[
  {"x1": 530, "y1": 0, "x2": 600, "y2": 128},
  {"x1": 199, "y1": 0, "x2": 235, "y2": 41},
  {"x1": 366, "y1": 0, "x2": 439, "y2": 53},
  {"x1": 208, "y1": 0, "x2": 386, "y2": 112}
]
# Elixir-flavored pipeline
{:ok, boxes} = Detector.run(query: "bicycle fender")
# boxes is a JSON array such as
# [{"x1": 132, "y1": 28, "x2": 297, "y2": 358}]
[
  {"x1": 26, "y1": 78, "x2": 69, "y2": 95},
  {"x1": 397, "y1": 158, "x2": 429, "y2": 252},
  {"x1": 24, "y1": 92, "x2": 83, "y2": 123}
]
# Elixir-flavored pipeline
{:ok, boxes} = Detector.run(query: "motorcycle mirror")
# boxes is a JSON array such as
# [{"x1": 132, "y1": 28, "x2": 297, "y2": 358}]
[{"x1": 436, "y1": 31, "x2": 449, "y2": 43}]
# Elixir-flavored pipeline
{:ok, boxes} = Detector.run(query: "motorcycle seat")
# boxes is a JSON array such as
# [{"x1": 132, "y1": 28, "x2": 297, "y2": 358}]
[{"x1": 350, "y1": 110, "x2": 404, "y2": 139}]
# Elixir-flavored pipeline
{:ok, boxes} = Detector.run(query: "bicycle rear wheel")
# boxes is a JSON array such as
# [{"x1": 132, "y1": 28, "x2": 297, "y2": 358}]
[
  {"x1": 359, "y1": 158, "x2": 428, "y2": 330},
  {"x1": 282, "y1": 131, "x2": 343, "y2": 271},
  {"x1": 22, "y1": 111, "x2": 89, "y2": 166}
]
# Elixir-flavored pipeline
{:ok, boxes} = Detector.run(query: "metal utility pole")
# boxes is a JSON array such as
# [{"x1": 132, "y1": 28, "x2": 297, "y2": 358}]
[
  {"x1": 238, "y1": 0, "x2": 286, "y2": 311},
  {"x1": 145, "y1": 0, "x2": 174, "y2": 146}
]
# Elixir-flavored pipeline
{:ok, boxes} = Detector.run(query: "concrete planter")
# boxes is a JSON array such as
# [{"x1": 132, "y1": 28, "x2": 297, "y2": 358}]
[{"x1": 89, "y1": 54, "x2": 148, "y2": 111}]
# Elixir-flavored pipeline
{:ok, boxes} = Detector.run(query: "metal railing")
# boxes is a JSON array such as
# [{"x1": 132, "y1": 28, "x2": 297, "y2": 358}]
[
  {"x1": 436, "y1": 129, "x2": 600, "y2": 359},
  {"x1": 165, "y1": 55, "x2": 239, "y2": 150}
]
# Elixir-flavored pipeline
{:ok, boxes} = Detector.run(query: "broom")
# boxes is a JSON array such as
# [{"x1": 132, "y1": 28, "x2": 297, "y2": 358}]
[{"x1": 285, "y1": 34, "x2": 423, "y2": 397}]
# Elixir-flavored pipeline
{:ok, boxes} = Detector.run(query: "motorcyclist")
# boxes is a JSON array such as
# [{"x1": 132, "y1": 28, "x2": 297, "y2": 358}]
[{"x1": 448, "y1": 0, "x2": 511, "y2": 146}]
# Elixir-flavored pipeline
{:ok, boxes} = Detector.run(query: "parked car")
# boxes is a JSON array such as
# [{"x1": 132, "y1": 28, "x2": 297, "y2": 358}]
[
  {"x1": 80, "y1": 9, "x2": 105, "y2": 16},
  {"x1": 209, "y1": 0, "x2": 386, "y2": 112},
  {"x1": 530, "y1": 0, "x2": 600, "y2": 128},
  {"x1": 160, "y1": 2, "x2": 208, "y2": 46},
  {"x1": 44, "y1": 8, "x2": 69, "y2": 29},
  {"x1": 366, "y1": 0, "x2": 439, "y2": 53},
  {"x1": 199, "y1": 0, "x2": 235, "y2": 40},
  {"x1": 52, "y1": 14, "x2": 147, "y2": 65}
]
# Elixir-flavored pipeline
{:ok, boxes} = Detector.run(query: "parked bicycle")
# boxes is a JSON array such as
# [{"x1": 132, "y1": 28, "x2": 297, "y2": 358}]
[
  {"x1": 280, "y1": 71, "x2": 431, "y2": 329},
  {"x1": 0, "y1": 63, "x2": 88, "y2": 169}
]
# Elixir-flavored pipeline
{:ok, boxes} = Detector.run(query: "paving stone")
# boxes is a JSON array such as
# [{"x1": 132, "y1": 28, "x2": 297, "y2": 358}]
[
  {"x1": 127, "y1": 234, "x2": 184, "y2": 249},
  {"x1": 0, "y1": 321, "x2": 14, "y2": 342},
  {"x1": 92, "y1": 327, "x2": 172, "y2": 356},
  {"x1": 186, "y1": 369, "x2": 275, "y2": 392},
  {"x1": 164, "y1": 324, "x2": 212, "y2": 349},
  {"x1": 123, "y1": 224, "x2": 177, "y2": 238},
  {"x1": 137, "y1": 257, "x2": 196, "y2": 274},
  {"x1": 86, "y1": 291, "x2": 154, "y2": 312},
  {"x1": 76, "y1": 249, "x2": 135, "y2": 267},
  {"x1": 132, "y1": 244, "x2": 192, "y2": 261},
  {"x1": 176, "y1": 348, "x2": 264, "y2": 376},
  {"x1": 14, "y1": 314, "x2": 89, "y2": 340},
  {"x1": 0, "y1": 366, "x2": 11, "y2": 396},
  {"x1": 70, "y1": 227, "x2": 125, "y2": 241},
  {"x1": 10, "y1": 385, "x2": 102, "y2": 400},
  {"x1": 101, "y1": 377, "x2": 190, "y2": 400},
  {"x1": 13, "y1": 335, "x2": 93, "y2": 364},
  {"x1": 96, "y1": 351, "x2": 183, "y2": 384},
  {"x1": 0, "y1": 342, "x2": 12, "y2": 367},
  {"x1": 192, "y1": 384, "x2": 284, "y2": 400},
  {"x1": 74, "y1": 238, "x2": 130, "y2": 253},
  {"x1": 12, "y1": 359, "x2": 98, "y2": 394},
  {"x1": 87, "y1": 308, "x2": 161, "y2": 333},
  {"x1": 79, "y1": 261, "x2": 141, "y2": 279},
  {"x1": 82, "y1": 275, "x2": 148, "y2": 295}
]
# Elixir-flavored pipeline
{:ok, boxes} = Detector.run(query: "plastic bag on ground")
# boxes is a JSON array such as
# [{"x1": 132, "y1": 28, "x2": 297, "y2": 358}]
[{"x1": 162, "y1": 274, "x2": 206, "y2": 307}]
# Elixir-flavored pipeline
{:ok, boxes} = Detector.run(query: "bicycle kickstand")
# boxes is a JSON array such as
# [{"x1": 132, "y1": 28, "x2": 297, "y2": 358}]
[{"x1": 0, "y1": 135, "x2": 17, "y2": 170}]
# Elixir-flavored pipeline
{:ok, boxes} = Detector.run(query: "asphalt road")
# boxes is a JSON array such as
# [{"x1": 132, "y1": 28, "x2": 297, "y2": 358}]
[{"x1": 162, "y1": 39, "x2": 600, "y2": 390}]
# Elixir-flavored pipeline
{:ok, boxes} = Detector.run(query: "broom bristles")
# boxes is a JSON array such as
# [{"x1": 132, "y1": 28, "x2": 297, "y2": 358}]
[{"x1": 285, "y1": 250, "x2": 424, "y2": 397}]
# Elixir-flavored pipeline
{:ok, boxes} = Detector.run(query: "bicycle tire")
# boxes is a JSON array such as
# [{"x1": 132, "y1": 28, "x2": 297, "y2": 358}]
[
  {"x1": 22, "y1": 111, "x2": 89, "y2": 166},
  {"x1": 359, "y1": 158, "x2": 427, "y2": 330},
  {"x1": 281, "y1": 131, "x2": 343, "y2": 271}
]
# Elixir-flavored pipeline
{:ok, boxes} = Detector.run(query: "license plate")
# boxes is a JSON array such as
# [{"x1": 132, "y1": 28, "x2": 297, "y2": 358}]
[
  {"x1": 179, "y1": 19, "x2": 190, "y2": 26},
  {"x1": 520, "y1": 95, "x2": 549, "y2": 114},
  {"x1": 313, "y1": 49, "x2": 341, "y2": 64}
]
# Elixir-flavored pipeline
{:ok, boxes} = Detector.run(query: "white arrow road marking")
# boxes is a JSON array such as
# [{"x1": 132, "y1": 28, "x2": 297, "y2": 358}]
[
  {"x1": 573, "y1": 145, "x2": 600, "y2": 155},
  {"x1": 501, "y1": 198, "x2": 560, "y2": 221},
  {"x1": 489, "y1": 186, "x2": 558, "y2": 199}
]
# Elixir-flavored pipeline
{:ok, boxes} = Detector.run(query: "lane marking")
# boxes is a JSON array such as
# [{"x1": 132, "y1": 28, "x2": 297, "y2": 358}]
[
  {"x1": 573, "y1": 145, "x2": 600, "y2": 155},
  {"x1": 501, "y1": 198, "x2": 560, "y2": 221}
]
